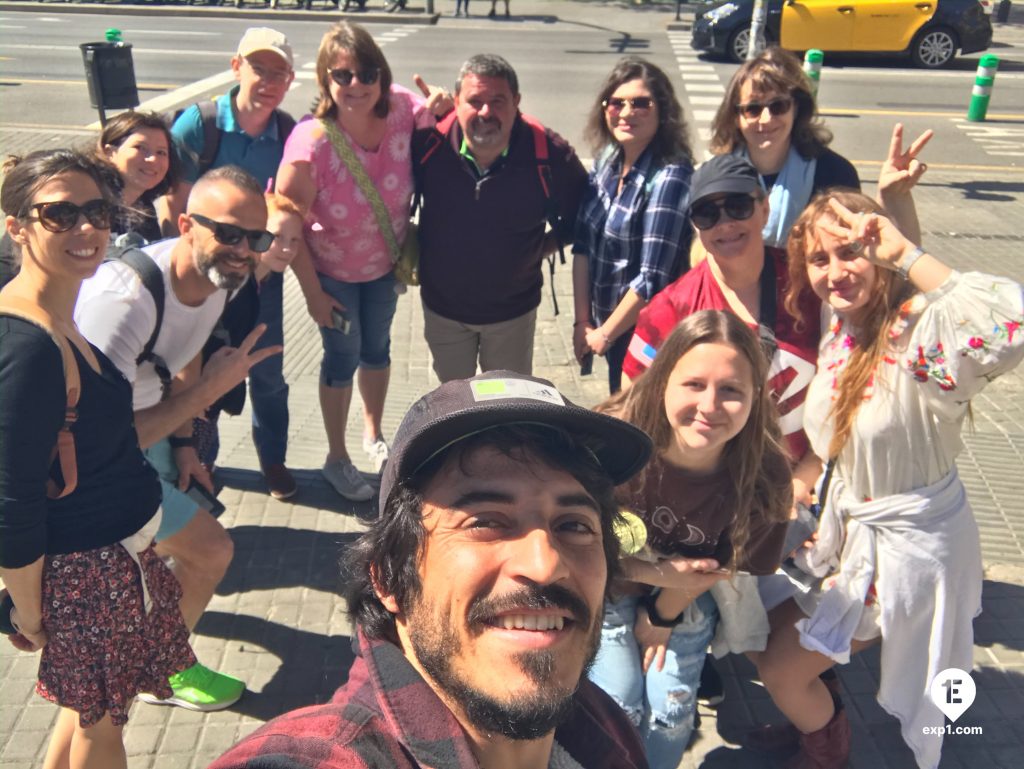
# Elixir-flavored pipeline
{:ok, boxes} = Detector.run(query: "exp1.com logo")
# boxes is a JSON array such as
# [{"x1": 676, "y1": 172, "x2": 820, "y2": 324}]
[{"x1": 923, "y1": 668, "x2": 983, "y2": 737}]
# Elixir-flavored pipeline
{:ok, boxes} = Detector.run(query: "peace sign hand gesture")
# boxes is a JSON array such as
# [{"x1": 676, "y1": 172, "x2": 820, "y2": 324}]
[
  {"x1": 878, "y1": 123, "x2": 932, "y2": 198},
  {"x1": 818, "y1": 197, "x2": 915, "y2": 271}
]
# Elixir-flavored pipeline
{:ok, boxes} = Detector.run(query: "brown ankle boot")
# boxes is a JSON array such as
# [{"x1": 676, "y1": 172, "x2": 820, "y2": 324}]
[
  {"x1": 785, "y1": 705, "x2": 851, "y2": 769},
  {"x1": 744, "y1": 672, "x2": 843, "y2": 757}
]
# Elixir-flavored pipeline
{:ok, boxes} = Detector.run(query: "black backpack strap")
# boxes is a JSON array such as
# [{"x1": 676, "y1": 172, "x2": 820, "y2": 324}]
[
  {"x1": 275, "y1": 109, "x2": 296, "y2": 143},
  {"x1": 106, "y1": 247, "x2": 172, "y2": 401},
  {"x1": 757, "y1": 250, "x2": 779, "y2": 361},
  {"x1": 197, "y1": 100, "x2": 220, "y2": 176},
  {"x1": 520, "y1": 114, "x2": 565, "y2": 316}
]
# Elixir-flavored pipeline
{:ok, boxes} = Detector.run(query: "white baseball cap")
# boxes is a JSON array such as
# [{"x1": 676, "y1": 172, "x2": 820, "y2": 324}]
[{"x1": 236, "y1": 27, "x2": 294, "y2": 69}]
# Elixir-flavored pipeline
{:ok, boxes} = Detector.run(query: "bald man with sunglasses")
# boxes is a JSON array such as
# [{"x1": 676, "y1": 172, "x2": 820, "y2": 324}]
[{"x1": 74, "y1": 166, "x2": 281, "y2": 712}]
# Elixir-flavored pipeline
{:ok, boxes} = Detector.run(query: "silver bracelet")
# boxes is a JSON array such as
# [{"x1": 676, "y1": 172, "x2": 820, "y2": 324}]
[{"x1": 895, "y1": 245, "x2": 926, "y2": 281}]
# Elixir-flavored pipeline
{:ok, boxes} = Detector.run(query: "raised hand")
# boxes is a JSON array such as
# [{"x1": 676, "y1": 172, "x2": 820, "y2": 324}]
[
  {"x1": 413, "y1": 73, "x2": 454, "y2": 118},
  {"x1": 878, "y1": 123, "x2": 932, "y2": 197},
  {"x1": 819, "y1": 197, "x2": 912, "y2": 270},
  {"x1": 201, "y1": 324, "x2": 283, "y2": 400}
]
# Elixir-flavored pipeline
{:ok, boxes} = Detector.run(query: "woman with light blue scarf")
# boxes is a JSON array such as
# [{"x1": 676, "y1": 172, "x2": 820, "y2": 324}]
[{"x1": 709, "y1": 46, "x2": 929, "y2": 249}]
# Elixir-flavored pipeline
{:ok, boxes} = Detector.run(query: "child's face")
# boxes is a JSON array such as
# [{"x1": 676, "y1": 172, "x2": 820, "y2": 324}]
[
  {"x1": 663, "y1": 342, "x2": 755, "y2": 468},
  {"x1": 260, "y1": 210, "x2": 302, "y2": 273}
]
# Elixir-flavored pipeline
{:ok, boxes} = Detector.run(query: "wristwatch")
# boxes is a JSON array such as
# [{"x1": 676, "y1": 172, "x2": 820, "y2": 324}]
[
  {"x1": 895, "y1": 245, "x2": 926, "y2": 281},
  {"x1": 641, "y1": 593, "x2": 685, "y2": 628}
]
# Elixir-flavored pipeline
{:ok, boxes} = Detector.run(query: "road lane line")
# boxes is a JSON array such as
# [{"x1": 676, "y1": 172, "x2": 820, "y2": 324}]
[
  {"x1": 0, "y1": 43, "x2": 231, "y2": 57},
  {"x1": 0, "y1": 77, "x2": 176, "y2": 90},
  {"x1": 851, "y1": 159, "x2": 1024, "y2": 173},
  {"x1": 821, "y1": 106, "x2": 1024, "y2": 122}
]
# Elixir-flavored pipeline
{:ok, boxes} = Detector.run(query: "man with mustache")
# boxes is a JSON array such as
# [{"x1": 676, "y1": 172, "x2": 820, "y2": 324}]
[
  {"x1": 210, "y1": 370, "x2": 653, "y2": 769},
  {"x1": 75, "y1": 166, "x2": 281, "y2": 712},
  {"x1": 412, "y1": 54, "x2": 587, "y2": 382}
]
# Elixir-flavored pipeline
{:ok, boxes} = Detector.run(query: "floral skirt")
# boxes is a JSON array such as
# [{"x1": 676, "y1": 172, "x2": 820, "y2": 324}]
[{"x1": 35, "y1": 544, "x2": 196, "y2": 727}]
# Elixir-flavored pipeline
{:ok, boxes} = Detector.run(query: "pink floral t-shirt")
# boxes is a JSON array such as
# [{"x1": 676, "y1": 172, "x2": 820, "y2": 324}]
[{"x1": 281, "y1": 85, "x2": 433, "y2": 283}]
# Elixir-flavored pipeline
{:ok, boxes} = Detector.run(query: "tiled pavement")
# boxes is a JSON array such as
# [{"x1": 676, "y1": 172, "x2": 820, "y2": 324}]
[{"x1": 3, "y1": 4, "x2": 1024, "y2": 768}]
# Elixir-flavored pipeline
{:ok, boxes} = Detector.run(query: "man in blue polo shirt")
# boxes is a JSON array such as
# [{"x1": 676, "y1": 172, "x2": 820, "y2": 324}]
[{"x1": 164, "y1": 27, "x2": 298, "y2": 500}]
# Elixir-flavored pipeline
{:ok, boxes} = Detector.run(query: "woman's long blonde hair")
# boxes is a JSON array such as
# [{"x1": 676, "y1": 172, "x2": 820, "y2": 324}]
[
  {"x1": 598, "y1": 310, "x2": 792, "y2": 570},
  {"x1": 785, "y1": 190, "x2": 915, "y2": 459}
]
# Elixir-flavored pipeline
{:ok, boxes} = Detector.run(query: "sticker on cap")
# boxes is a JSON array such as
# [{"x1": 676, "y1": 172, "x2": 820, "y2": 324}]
[{"x1": 470, "y1": 378, "x2": 565, "y2": 406}]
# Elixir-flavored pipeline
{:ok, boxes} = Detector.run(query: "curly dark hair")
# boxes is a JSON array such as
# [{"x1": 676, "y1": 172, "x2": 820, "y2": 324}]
[
  {"x1": 584, "y1": 56, "x2": 693, "y2": 166},
  {"x1": 344, "y1": 424, "x2": 624, "y2": 642},
  {"x1": 709, "y1": 46, "x2": 832, "y2": 160}
]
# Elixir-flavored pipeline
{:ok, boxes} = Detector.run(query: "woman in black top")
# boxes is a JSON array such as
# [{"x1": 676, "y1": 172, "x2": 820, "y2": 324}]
[
  {"x1": 95, "y1": 110, "x2": 179, "y2": 245},
  {"x1": 0, "y1": 150, "x2": 193, "y2": 769},
  {"x1": 709, "y1": 46, "x2": 929, "y2": 248}
]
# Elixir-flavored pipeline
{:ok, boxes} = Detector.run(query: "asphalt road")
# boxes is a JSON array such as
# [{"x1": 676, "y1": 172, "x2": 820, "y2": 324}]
[{"x1": 2, "y1": 8, "x2": 1023, "y2": 171}]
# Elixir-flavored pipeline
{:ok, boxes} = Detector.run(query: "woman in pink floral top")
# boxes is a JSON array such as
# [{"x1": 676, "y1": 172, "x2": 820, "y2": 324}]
[
  {"x1": 747, "y1": 189, "x2": 1024, "y2": 769},
  {"x1": 278, "y1": 22, "x2": 450, "y2": 502}
]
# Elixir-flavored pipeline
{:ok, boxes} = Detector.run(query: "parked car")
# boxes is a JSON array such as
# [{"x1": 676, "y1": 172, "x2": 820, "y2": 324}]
[{"x1": 691, "y1": 0, "x2": 993, "y2": 68}]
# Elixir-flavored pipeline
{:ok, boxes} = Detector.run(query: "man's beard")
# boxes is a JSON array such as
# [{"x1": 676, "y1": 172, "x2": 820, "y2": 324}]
[
  {"x1": 195, "y1": 248, "x2": 250, "y2": 291},
  {"x1": 467, "y1": 117, "x2": 503, "y2": 148},
  {"x1": 407, "y1": 583, "x2": 601, "y2": 741}
]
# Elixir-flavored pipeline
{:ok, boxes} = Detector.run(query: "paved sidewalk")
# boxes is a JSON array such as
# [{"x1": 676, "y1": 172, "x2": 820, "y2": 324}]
[{"x1": 2, "y1": 3, "x2": 1024, "y2": 768}]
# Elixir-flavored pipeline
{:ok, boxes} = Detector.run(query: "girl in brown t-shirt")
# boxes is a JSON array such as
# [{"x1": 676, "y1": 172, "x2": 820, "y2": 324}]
[{"x1": 588, "y1": 309, "x2": 792, "y2": 767}]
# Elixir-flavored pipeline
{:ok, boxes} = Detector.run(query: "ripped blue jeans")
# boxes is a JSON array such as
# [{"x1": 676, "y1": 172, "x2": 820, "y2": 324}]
[{"x1": 589, "y1": 592, "x2": 718, "y2": 769}]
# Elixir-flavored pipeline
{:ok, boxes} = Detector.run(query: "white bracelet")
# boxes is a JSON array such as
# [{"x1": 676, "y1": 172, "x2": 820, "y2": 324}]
[{"x1": 895, "y1": 245, "x2": 926, "y2": 281}]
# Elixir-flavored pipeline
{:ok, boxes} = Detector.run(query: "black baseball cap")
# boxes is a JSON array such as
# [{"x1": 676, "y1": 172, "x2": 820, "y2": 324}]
[
  {"x1": 688, "y1": 154, "x2": 761, "y2": 211},
  {"x1": 378, "y1": 370, "x2": 653, "y2": 515}
]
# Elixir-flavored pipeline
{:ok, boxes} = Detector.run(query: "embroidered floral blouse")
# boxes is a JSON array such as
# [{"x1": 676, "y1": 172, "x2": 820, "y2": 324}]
[{"x1": 804, "y1": 270, "x2": 1024, "y2": 501}]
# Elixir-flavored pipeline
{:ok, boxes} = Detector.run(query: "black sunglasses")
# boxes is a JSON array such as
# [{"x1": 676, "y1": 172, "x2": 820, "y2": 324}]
[
  {"x1": 190, "y1": 213, "x2": 275, "y2": 253},
  {"x1": 24, "y1": 199, "x2": 113, "y2": 233},
  {"x1": 603, "y1": 96, "x2": 654, "y2": 113},
  {"x1": 735, "y1": 97, "x2": 793, "y2": 121},
  {"x1": 690, "y1": 193, "x2": 758, "y2": 231},
  {"x1": 329, "y1": 67, "x2": 381, "y2": 87}
]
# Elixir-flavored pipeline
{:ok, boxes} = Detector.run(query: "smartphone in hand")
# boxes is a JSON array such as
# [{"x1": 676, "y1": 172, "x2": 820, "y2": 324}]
[
  {"x1": 580, "y1": 353, "x2": 594, "y2": 376},
  {"x1": 185, "y1": 479, "x2": 226, "y2": 516},
  {"x1": 331, "y1": 308, "x2": 351, "y2": 335}
]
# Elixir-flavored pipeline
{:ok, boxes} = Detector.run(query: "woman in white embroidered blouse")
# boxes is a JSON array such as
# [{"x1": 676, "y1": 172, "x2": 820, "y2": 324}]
[{"x1": 749, "y1": 189, "x2": 1024, "y2": 769}]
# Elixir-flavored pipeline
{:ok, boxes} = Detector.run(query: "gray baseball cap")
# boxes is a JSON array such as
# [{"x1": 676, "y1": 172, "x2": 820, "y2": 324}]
[{"x1": 378, "y1": 370, "x2": 652, "y2": 515}]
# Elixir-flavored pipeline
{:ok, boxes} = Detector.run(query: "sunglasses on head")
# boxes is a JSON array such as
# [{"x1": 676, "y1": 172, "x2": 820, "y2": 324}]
[
  {"x1": 24, "y1": 199, "x2": 113, "y2": 233},
  {"x1": 328, "y1": 67, "x2": 381, "y2": 87},
  {"x1": 689, "y1": 193, "x2": 758, "y2": 231},
  {"x1": 189, "y1": 213, "x2": 275, "y2": 253},
  {"x1": 735, "y1": 96, "x2": 793, "y2": 121},
  {"x1": 603, "y1": 96, "x2": 654, "y2": 114}
]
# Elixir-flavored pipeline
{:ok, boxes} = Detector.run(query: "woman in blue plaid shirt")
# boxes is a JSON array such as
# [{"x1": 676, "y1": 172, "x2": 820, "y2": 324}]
[{"x1": 572, "y1": 57, "x2": 694, "y2": 393}]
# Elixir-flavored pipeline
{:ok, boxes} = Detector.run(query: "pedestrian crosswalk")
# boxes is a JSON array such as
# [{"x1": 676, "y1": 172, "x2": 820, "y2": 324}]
[
  {"x1": 666, "y1": 30, "x2": 724, "y2": 157},
  {"x1": 293, "y1": 26, "x2": 423, "y2": 82}
]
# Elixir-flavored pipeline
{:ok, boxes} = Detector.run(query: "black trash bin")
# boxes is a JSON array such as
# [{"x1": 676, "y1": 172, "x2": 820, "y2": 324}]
[
  {"x1": 996, "y1": 0, "x2": 1011, "y2": 23},
  {"x1": 80, "y1": 40, "x2": 139, "y2": 114}
]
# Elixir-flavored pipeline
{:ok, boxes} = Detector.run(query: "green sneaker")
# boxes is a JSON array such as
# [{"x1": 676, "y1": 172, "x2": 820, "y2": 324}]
[{"x1": 137, "y1": 662, "x2": 245, "y2": 711}]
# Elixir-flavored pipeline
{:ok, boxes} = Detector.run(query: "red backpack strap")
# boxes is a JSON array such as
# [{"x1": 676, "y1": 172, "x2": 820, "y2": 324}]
[
  {"x1": 519, "y1": 113, "x2": 552, "y2": 198},
  {"x1": 419, "y1": 111, "x2": 460, "y2": 167},
  {"x1": 0, "y1": 295, "x2": 80, "y2": 499}
]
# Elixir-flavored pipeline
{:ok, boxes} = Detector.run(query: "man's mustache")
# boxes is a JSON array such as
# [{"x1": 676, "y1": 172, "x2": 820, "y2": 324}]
[{"x1": 467, "y1": 582, "x2": 591, "y2": 629}]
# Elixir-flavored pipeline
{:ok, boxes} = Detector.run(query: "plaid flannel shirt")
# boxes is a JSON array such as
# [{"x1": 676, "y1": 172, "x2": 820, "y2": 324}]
[
  {"x1": 573, "y1": 146, "x2": 692, "y2": 325},
  {"x1": 209, "y1": 627, "x2": 650, "y2": 769}
]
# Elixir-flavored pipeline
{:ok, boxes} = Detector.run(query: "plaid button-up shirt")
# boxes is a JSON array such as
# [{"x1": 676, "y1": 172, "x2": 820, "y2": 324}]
[
  {"x1": 573, "y1": 146, "x2": 693, "y2": 325},
  {"x1": 209, "y1": 627, "x2": 650, "y2": 769}
]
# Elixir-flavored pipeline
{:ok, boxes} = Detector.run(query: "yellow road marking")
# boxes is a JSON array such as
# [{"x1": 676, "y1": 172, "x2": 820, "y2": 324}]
[
  {"x1": 822, "y1": 106, "x2": 1024, "y2": 122},
  {"x1": 852, "y1": 159, "x2": 1024, "y2": 173},
  {"x1": 0, "y1": 78, "x2": 176, "y2": 90}
]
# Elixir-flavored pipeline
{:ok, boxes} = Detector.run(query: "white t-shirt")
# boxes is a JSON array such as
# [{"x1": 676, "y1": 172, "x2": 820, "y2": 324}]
[{"x1": 75, "y1": 238, "x2": 229, "y2": 411}]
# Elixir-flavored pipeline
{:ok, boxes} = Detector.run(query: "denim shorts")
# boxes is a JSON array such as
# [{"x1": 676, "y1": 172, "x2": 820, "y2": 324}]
[
  {"x1": 317, "y1": 271, "x2": 399, "y2": 388},
  {"x1": 143, "y1": 438, "x2": 201, "y2": 542}
]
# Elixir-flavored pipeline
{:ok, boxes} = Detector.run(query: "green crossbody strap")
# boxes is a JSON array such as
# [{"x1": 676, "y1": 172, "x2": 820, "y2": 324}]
[{"x1": 319, "y1": 118, "x2": 401, "y2": 265}]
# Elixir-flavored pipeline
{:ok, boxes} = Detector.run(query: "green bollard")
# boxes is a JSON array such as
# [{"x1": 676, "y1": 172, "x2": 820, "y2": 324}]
[
  {"x1": 967, "y1": 54, "x2": 999, "y2": 122},
  {"x1": 803, "y1": 49, "x2": 824, "y2": 100}
]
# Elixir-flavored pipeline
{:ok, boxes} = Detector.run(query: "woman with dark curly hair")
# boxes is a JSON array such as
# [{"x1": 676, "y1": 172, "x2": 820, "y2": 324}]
[
  {"x1": 709, "y1": 46, "x2": 859, "y2": 248},
  {"x1": 573, "y1": 57, "x2": 694, "y2": 393},
  {"x1": 95, "y1": 110, "x2": 179, "y2": 244},
  {"x1": 709, "y1": 46, "x2": 929, "y2": 249}
]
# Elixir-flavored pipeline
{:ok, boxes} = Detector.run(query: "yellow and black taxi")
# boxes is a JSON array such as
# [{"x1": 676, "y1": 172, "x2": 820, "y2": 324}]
[{"x1": 691, "y1": 0, "x2": 994, "y2": 67}]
